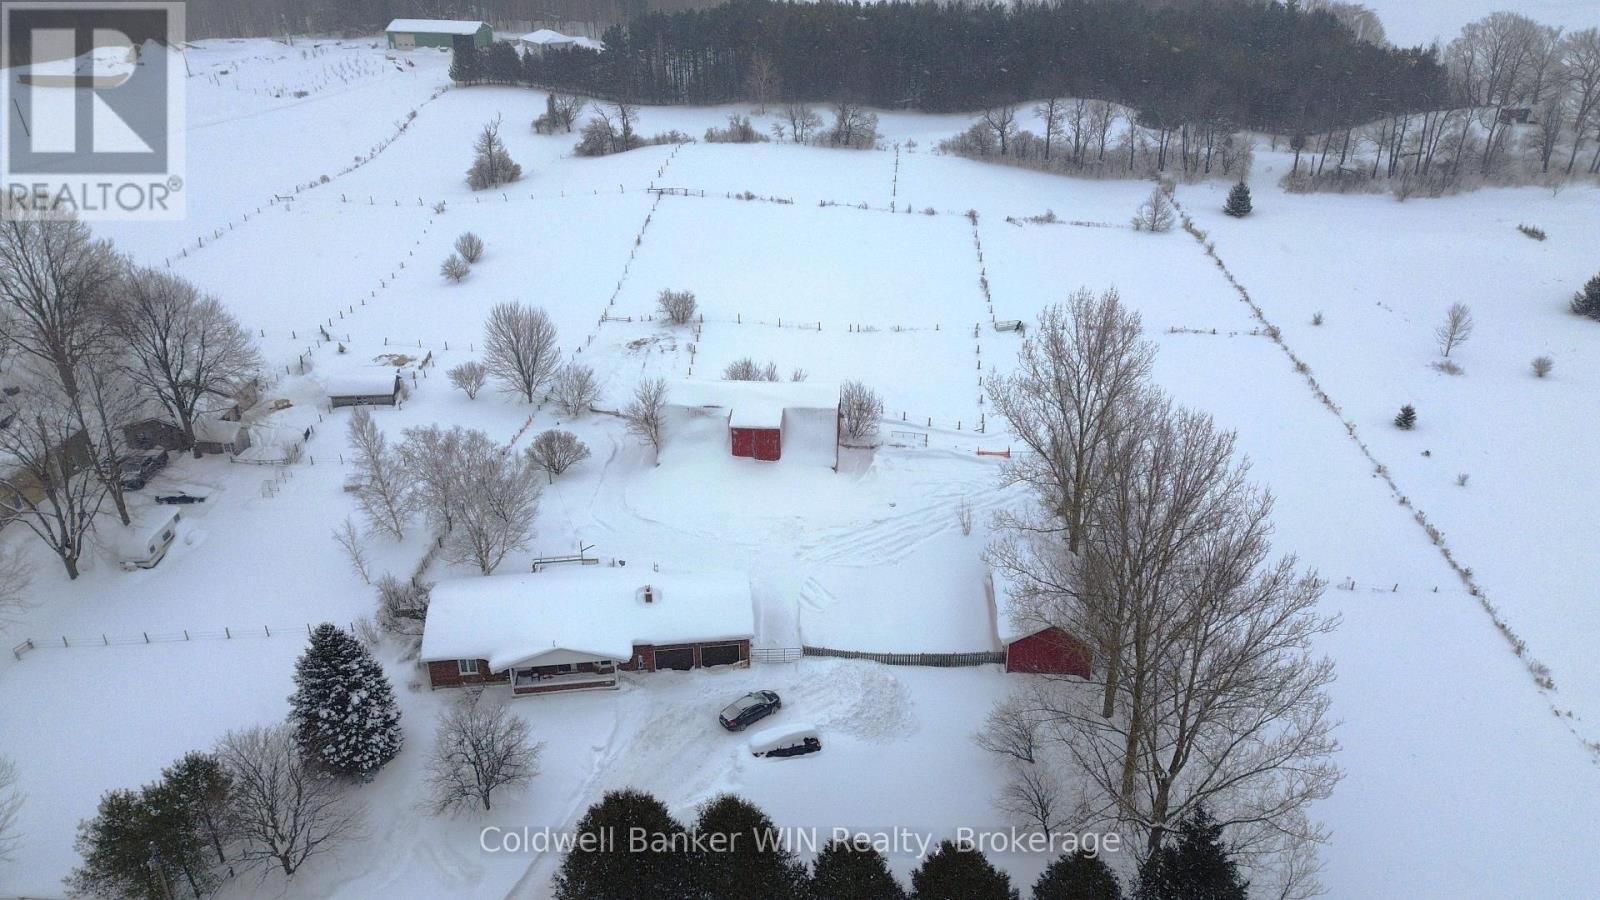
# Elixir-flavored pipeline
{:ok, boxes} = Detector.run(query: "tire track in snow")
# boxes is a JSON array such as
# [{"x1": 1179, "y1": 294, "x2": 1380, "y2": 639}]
[{"x1": 1170, "y1": 192, "x2": 1600, "y2": 761}]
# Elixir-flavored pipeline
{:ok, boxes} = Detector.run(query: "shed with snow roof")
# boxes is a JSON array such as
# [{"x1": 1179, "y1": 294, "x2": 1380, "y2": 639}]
[
  {"x1": 988, "y1": 566, "x2": 1091, "y2": 678},
  {"x1": 191, "y1": 417, "x2": 251, "y2": 456},
  {"x1": 420, "y1": 567, "x2": 756, "y2": 695},
  {"x1": 322, "y1": 368, "x2": 402, "y2": 408},
  {"x1": 666, "y1": 379, "x2": 840, "y2": 465},
  {"x1": 385, "y1": 19, "x2": 492, "y2": 51}
]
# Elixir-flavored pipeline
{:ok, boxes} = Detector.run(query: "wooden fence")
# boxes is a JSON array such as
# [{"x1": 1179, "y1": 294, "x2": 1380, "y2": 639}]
[
  {"x1": 11, "y1": 622, "x2": 362, "y2": 658},
  {"x1": 801, "y1": 645, "x2": 1004, "y2": 667}
]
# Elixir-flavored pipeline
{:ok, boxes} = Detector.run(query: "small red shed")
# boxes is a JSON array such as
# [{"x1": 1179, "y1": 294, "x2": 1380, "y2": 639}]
[
  {"x1": 667, "y1": 379, "x2": 841, "y2": 467},
  {"x1": 990, "y1": 567, "x2": 1092, "y2": 678}
]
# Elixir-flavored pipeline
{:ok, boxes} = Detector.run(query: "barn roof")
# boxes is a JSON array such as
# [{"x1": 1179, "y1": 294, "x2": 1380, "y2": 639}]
[
  {"x1": 385, "y1": 19, "x2": 487, "y2": 35},
  {"x1": 520, "y1": 29, "x2": 576, "y2": 45},
  {"x1": 667, "y1": 379, "x2": 839, "y2": 429},
  {"x1": 421, "y1": 568, "x2": 755, "y2": 671},
  {"x1": 317, "y1": 361, "x2": 400, "y2": 398},
  {"x1": 191, "y1": 416, "x2": 244, "y2": 444},
  {"x1": 989, "y1": 564, "x2": 1063, "y2": 645}
]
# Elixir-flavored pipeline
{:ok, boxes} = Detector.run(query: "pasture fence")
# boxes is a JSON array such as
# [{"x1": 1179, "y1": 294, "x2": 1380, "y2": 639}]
[
  {"x1": 10, "y1": 622, "x2": 363, "y2": 659},
  {"x1": 802, "y1": 645, "x2": 1005, "y2": 667}
]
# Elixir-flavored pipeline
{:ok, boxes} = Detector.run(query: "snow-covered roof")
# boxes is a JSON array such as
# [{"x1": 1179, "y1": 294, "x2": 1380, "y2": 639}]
[
  {"x1": 421, "y1": 568, "x2": 755, "y2": 671},
  {"x1": 385, "y1": 19, "x2": 487, "y2": 35},
  {"x1": 191, "y1": 416, "x2": 243, "y2": 444},
  {"x1": 318, "y1": 366, "x2": 400, "y2": 398},
  {"x1": 667, "y1": 379, "x2": 839, "y2": 429},
  {"x1": 989, "y1": 564, "x2": 1061, "y2": 645},
  {"x1": 520, "y1": 29, "x2": 576, "y2": 45}
]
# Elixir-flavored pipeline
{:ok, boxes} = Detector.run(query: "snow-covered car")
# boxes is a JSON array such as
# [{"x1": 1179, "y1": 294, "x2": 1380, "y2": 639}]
[
  {"x1": 719, "y1": 690, "x2": 781, "y2": 731},
  {"x1": 114, "y1": 449, "x2": 169, "y2": 491},
  {"x1": 747, "y1": 722, "x2": 821, "y2": 759}
]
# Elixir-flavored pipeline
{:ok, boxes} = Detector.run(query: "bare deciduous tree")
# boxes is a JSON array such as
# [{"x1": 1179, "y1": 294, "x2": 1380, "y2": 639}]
[
  {"x1": 483, "y1": 302, "x2": 560, "y2": 403},
  {"x1": 448, "y1": 361, "x2": 487, "y2": 400},
  {"x1": 551, "y1": 363, "x2": 600, "y2": 417},
  {"x1": 1131, "y1": 186, "x2": 1175, "y2": 232},
  {"x1": 553, "y1": 94, "x2": 586, "y2": 133},
  {"x1": 441, "y1": 253, "x2": 470, "y2": 283},
  {"x1": 0, "y1": 754, "x2": 21, "y2": 863},
  {"x1": 998, "y1": 760, "x2": 1067, "y2": 834},
  {"x1": 216, "y1": 724, "x2": 364, "y2": 878},
  {"x1": 376, "y1": 573, "x2": 429, "y2": 638},
  {"x1": 454, "y1": 232, "x2": 485, "y2": 264},
  {"x1": 827, "y1": 101, "x2": 880, "y2": 149},
  {"x1": 981, "y1": 104, "x2": 1020, "y2": 156},
  {"x1": 656, "y1": 289, "x2": 698, "y2": 325},
  {"x1": 445, "y1": 429, "x2": 541, "y2": 575},
  {"x1": 0, "y1": 543, "x2": 33, "y2": 631},
  {"x1": 723, "y1": 357, "x2": 779, "y2": 382},
  {"x1": 398, "y1": 425, "x2": 463, "y2": 534},
  {"x1": 622, "y1": 377, "x2": 668, "y2": 463},
  {"x1": 467, "y1": 115, "x2": 522, "y2": 190},
  {"x1": 1435, "y1": 303, "x2": 1475, "y2": 358},
  {"x1": 975, "y1": 694, "x2": 1043, "y2": 764},
  {"x1": 0, "y1": 381, "x2": 107, "y2": 579},
  {"x1": 779, "y1": 102, "x2": 821, "y2": 143},
  {"x1": 839, "y1": 380, "x2": 883, "y2": 442},
  {"x1": 1034, "y1": 97, "x2": 1067, "y2": 161},
  {"x1": 528, "y1": 429, "x2": 590, "y2": 483},
  {"x1": 0, "y1": 208, "x2": 123, "y2": 400},
  {"x1": 986, "y1": 288, "x2": 1153, "y2": 553},
  {"x1": 331, "y1": 516, "x2": 371, "y2": 584},
  {"x1": 114, "y1": 267, "x2": 262, "y2": 458},
  {"x1": 425, "y1": 690, "x2": 543, "y2": 815},
  {"x1": 347, "y1": 407, "x2": 411, "y2": 540},
  {"x1": 1561, "y1": 28, "x2": 1600, "y2": 174}
]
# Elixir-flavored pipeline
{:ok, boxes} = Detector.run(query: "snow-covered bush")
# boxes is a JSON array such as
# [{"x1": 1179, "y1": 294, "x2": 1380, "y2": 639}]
[
  {"x1": 704, "y1": 115, "x2": 769, "y2": 144},
  {"x1": 656, "y1": 288, "x2": 698, "y2": 325},
  {"x1": 551, "y1": 362, "x2": 600, "y2": 416},
  {"x1": 529, "y1": 429, "x2": 590, "y2": 482},
  {"x1": 723, "y1": 357, "x2": 780, "y2": 382},
  {"x1": 448, "y1": 360, "x2": 488, "y2": 399},
  {"x1": 441, "y1": 253, "x2": 469, "y2": 282},
  {"x1": 1532, "y1": 356, "x2": 1554, "y2": 378},
  {"x1": 467, "y1": 115, "x2": 521, "y2": 190},
  {"x1": 454, "y1": 232, "x2": 484, "y2": 263}
]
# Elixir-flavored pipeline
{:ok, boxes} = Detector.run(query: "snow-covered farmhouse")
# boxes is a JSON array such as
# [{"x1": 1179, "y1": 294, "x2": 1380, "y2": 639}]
[
  {"x1": 989, "y1": 568, "x2": 1092, "y2": 678},
  {"x1": 384, "y1": 19, "x2": 492, "y2": 51},
  {"x1": 323, "y1": 368, "x2": 402, "y2": 408},
  {"x1": 666, "y1": 379, "x2": 840, "y2": 465},
  {"x1": 420, "y1": 568, "x2": 756, "y2": 695}
]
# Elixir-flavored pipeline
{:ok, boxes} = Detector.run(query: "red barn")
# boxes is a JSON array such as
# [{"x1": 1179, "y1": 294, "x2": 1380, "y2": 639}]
[
  {"x1": 667, "y1": 379, "x2": 840, "y2": 466},
  {"x1": 989, "y1": 568, "x2": 1092, "y2": 678}
]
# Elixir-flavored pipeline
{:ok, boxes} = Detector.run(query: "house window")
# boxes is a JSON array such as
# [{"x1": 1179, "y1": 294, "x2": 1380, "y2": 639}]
[{"x1": 457, "y1": 659, "x2": 480, "y2": 676}]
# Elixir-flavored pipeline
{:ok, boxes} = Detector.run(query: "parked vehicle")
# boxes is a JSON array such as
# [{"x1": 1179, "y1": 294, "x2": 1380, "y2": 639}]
[
  {"x1": 718, "y1": 690, "x2": 781, "y2": 731},
  {"x1": 748, "y1": 723, "x2": 822, "y2": 758},
  {"x1": 155, "y1": 492, "x2": 205, "y2": 505},
  {"x1": 115, "y1": 449, "x2": 169, "y2": 491},
  {"x1": 117, "y1": 510, "x2": 181, "y2": 570}
]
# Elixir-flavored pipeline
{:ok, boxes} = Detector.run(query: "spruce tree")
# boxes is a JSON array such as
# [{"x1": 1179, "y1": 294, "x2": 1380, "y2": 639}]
[
  {"x1": 1032, "y1": 850, "x2": 1122, "y2": 900},
  {"x1": 693, "y1": 794, "x2": 808, "y2": 899},
  {"x1": 1573, "y1": 273, "x2": 1600, "y2": 320},
  {"x1": 1223, "y1": 181, "x2": 1252, "y2": 217},
  {"x1": 553, "y1": 789, "x2": 697, "y2": 900},
  {"x1": 288, "y1": 623, "x2": 403, "y2": 780},
  {"x1": 486, "y1": 40, "x2": 522, "y2": 84},
  {"x1": 160, "y1": 752, "x2": 233, "y2": 866},
  {"x1": 68, "y1": 789, "x2": 167, "y2": 899},
  {"x1": 1135, "y1": 808, "x2": 1247, "y2": 900},
  {"x1": 811, "y1": 839, "x2": 908, "y2": 900},
  {"x1": 449, "y1": 43, "x2": 483, "y2": 85},
  {"x1": 910, "y1": 840, "x2": 1019, "y2": 900},
  {"x1": 1394, "y1": 404, "x2": 1417, "y2": 430}
]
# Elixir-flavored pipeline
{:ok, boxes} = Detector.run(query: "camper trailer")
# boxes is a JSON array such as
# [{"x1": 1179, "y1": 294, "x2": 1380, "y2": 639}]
[{"x1": 118, "y1": 510, "x2": 181, "y2": 571}]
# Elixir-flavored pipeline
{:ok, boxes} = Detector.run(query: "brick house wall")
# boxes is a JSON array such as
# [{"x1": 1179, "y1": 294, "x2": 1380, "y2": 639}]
[{"x1": 426, "y1": 659, "x2": 509, "y2": 689}]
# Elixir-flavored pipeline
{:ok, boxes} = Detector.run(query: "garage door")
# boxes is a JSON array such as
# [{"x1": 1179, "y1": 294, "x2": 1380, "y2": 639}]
[
  {"x1": 654, "y1": 647, "x2": 694, "y2": 671},
  {"x1": 699, "y1": 643, "x2": 741, "y2": 668}
]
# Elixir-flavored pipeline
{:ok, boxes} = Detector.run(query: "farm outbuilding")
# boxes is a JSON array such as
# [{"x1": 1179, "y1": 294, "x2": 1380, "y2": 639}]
[
  {"x1": 666, "y1": 379, "x2": 841, "y2": 466},
  {"x1": 322, "y1": 369, "x2": 402, "y2": 408},
  {"x1": 988, "y1": 567, "x2": 1092, "y2": 678},
  {"x1": 191, "y1": 417, "x2": 251, "y2": 456},
  {"x1": 420, "y1": 567, "x2": 755, "y2": 696},
  {"x1": 384, "y1": 19, "x2": 492, "y2": 51}
]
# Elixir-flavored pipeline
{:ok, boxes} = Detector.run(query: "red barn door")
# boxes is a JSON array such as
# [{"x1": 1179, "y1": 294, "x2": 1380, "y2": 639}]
[
  {"x1": 752, "y1": 428, "x2": 781, "y2": 461},
  {"x1": 731, "y1": 427, "x2": 755, "y2": 458}
]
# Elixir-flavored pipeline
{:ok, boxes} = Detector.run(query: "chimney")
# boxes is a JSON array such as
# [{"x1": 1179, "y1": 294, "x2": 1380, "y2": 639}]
[{"x1": 642, "y1": 585, "x2": 654, "y2": 604}]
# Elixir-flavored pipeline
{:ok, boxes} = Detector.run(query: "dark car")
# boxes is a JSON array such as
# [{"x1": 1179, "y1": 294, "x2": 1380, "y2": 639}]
[
  {"x1": 718, "y1": 690, "x2": 781, "y2": 731},
  {"x1": 114, "y1": 449, "x2": 168, "y2": 491}
]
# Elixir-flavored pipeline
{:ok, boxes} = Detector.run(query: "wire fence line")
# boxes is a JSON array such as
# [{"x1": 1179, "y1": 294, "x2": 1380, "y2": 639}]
[
  {"x1": 10, "y1": 622, "x2": 362, "y2": 659},
  {"x1": 801, "y1": 645, "x2": 1005, "y2": 667}
]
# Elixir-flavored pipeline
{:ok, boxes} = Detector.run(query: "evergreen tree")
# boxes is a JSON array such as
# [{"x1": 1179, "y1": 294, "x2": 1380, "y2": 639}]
[
  {"x1": 1134, "y1": 808, "x2": 1247, "y2": 900},
  {"x1": 67, "y1": 789, "x2": 167, "y2": 899},
  {"x1": 1032, "y1": 850, "x2": 1122, "y2": 900},
  {"x1": 553, "y1": 789, "x2": 697, "y2": 900},
  {"x1": 449, "y1": 43, "x2": 483, "y2": 85},
  {"x1": 486, "y1": 40, "x2": 522, "y2": 85},
  {"x1": 1223, "y1": 182, "x2": 1252, "y2": 217},
  {"x1": 288, "y1": 623, "x2": 403, "y2": 780},
  {"x1": 1394, "y1": 404, "x2": 1417, "y2": 429},
  {"x1": 910, "y1": 840, "x2": 1019, "y2": 900},
  {"x1": 159, "y1": 752, "x2": 233, "y2": 865},
  {"x1": 1573, "y1": 273, "x2": 1600, "y2": 320},
  {"x1": 692, "y1": 794, "x2": 808, "y2": 899},
  {"x1": 811, "y1": 839, "x2": 907, "y2": 900}
]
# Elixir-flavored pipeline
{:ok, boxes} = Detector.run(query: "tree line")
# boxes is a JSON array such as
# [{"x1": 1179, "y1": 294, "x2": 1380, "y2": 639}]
[{"x1": 505, "y1": 0, "x2": 1444, "y2": 133}]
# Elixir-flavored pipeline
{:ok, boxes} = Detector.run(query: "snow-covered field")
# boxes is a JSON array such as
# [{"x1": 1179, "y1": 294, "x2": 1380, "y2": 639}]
[{"x1": 2, "y1": 37, "x2": 1599, "y2": 898}]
